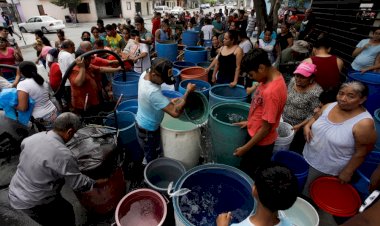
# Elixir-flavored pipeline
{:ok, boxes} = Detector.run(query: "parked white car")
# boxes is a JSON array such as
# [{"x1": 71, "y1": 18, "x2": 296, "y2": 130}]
[
  {"x1": 154, "y1": 6, "x2": 171, "y2": 14},
  {"x1": 171, "y1": 6, "x2": 184, "y2": 15},
  {"x1": 19, "y1": 16, "x2": 65, "y2": 33}
]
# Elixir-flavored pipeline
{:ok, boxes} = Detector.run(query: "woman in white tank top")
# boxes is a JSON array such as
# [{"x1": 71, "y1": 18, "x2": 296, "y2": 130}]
[{"x1": 302, "y1": 81, "x2": 377, "y2": 196}]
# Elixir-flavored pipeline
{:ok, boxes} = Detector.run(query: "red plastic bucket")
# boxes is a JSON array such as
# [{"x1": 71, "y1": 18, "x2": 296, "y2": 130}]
[
  {"x1": 310, "y1": 176, "x2": 361, "y2": 217},
  {"x1": 115, "y1": 188, "x2": 167, "y2": 226}
]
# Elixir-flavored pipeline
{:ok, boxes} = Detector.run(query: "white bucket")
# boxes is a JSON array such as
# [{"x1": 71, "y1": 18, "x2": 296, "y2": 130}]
[
  {"x1": 273, "y1": 122, "x2": 295, "y2": 152},
  {"x1": 160, "y1": 113, "x2": 201, "y2": 169},
  {"x1": 280, "y1": 197, "x2": 319, "y2": 226}
]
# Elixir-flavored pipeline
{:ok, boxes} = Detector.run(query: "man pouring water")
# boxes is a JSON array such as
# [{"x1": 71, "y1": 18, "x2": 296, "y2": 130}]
[{"x1": 135, "y1": 58, "x2": 196, "y2": 165}]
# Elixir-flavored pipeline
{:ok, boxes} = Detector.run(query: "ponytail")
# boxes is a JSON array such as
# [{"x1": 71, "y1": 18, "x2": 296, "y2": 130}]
[{"x1": 31, "y1": 71, "x2": 44, "y2": 86}]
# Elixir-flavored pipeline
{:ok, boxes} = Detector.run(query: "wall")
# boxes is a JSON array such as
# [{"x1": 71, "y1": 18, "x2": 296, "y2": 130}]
[
  {"x1": 76, "y1": 0, "x2": 97, "y2": 22},
  {"x1": 121, "y1": 0, "x2": 136, "y2": 20},
  {"x1": 19, "y1": 0, "x2": 69, "y2": 21}
]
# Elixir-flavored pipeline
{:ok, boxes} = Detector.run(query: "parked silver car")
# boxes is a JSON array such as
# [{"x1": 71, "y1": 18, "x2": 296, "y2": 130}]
[{"x1": 19, "y1": 16, "x2": 65, "y2": 33}]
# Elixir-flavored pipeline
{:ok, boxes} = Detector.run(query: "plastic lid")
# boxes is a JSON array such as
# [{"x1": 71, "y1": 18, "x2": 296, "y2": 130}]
[
  {"x1": 348, "y1": 72, "x2": 380, "y2": 85},
  {"x1": 310, "y1": 176, "x2": 361, "y2": 217}
]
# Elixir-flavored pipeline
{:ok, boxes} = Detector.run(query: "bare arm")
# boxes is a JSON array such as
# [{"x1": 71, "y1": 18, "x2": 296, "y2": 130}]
[
  {"x1": 11, "y1": 68, "x2": 21, "y2": 88},
  {"x1": 72, "y1": 58, "x2": 86, "y2": 87},
  {"x1": 339, "y1": 118, "x2": 377, "y2": 183},
  {"x1": 303, "y1": 103, "x2": 329, "y2": 143},
  {"x1": 230, "y1": 47, "x2": 243, "y2": 87},
  {"x1": 211, "y1": 60, "x2": 220, "y2": 83},
  {"x1": 155, "y1": 29, "x2": 161, "y2": 42},
  {"x1": 163, "y1": 83, "x2": 196, "y2": 117},
  {"x1": 337, "y1": 57, "x2": 344, "y2": 72},
  {"x1": 99, "y1": 66, "x2": 123, "y2": 73},
  {"x1": 286, "y1": 37, "x2": 294, "y2": 49},
  {"x1": 15, "y1": 90, "x2": 29, "y2": 111}
]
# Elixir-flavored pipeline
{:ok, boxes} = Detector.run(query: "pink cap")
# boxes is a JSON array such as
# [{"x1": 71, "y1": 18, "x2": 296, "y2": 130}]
[{"x1": 293, "y1": 62, "x2": 317, "y2": 77}]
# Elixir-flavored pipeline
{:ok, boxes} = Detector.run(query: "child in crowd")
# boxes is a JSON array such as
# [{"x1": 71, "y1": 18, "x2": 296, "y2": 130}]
[{"x1": 216, "y1": 163, "x2": 298, "y2": 226}]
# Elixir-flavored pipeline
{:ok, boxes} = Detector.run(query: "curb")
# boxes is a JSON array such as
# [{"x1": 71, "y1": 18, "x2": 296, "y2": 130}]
[{"x1": 19, "y1": 44, "x2": 34, "y2": 49}]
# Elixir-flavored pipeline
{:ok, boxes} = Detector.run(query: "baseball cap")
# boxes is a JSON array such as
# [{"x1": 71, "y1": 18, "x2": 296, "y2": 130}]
[
  {"x1": 293, "y1": 62, "x2": 317, "y2": 77},
  {"x1": 151, "y1": 58, "x2": 175, "y2": 85}
]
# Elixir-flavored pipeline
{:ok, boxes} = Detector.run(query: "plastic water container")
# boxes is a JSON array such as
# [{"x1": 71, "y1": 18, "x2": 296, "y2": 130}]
[
  {"x1": 144, "y1": 157, "x2": 186, "y2": 193},
  {"x1": 115, "y1": 188, "x2": 167, "y2": 226},
  {"x1": 209, "y1": 102, "x2": 250, "y2": 167},
  {"x1": 173, "y1": 164, "x2": 255, "y2": 226},
  {"x1": 184, "y1": 46, "x2": 207, "y2": 64},
  {"x1": 179, "y1": 79, "x2": 211, "y2": 98},
  {"x1": 375, "y1": 109, "x2": 380, "y2": 149},
  {"x1": 182, "y1": 31, "x2": 199, "y2": 46},
  {"x1": 272, "y1": 150, "x2": 309, "y2": 192},
  {"x1": 173, "y1": 61, "x2": 196, "y2": 71},
  {"x1": 353, "y1": 150, "x2": 380, "y2": 200},
  {"x1": 173, "y1": 68, "x2": 181, "y2": 91},
  {"x1": 156, "y1": 41, "x2": 178, "y2": 62},
  {"x1": 160, "y1": 113, "x2": 201, "y2": 169},
  {"x1": 180, "y1": 66, "x2": 208, "y2": 82},
  {"x1": 209, "y1": 84, "x2": 248, "y2": 108},
  {"x1": 112, "y1": 72, "x2": 140, "y2": 101},
  {"x1": 161, "y1": 90, "x2": 183, "y2": 99},
  {"x1": 273, "y1": 122, "x2": 295, "y2": 153},
  {"x1": 281, "y1": 197, "x2": 319, "y2": 226},
  {"x1": 117, "y1": 99, "x2": 138, "y2": 114},
  {"x1": 347, "y1": 72, "x2": 380, "y2": 115}
]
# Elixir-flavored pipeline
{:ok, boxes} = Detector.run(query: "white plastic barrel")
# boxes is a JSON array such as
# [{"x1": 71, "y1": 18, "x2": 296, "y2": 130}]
[
  {"x1": 280, "y1": 197, "x2": 319, "y2": 226},
  {"x1": 160, "y1": 113, "x2": 201, "y2": 169},
  {"x1": 273, "y1": 122, "x2": 295, "y2": 153}
]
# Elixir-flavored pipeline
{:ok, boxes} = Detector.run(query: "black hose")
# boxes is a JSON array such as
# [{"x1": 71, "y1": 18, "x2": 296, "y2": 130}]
[
  {"x1": 0, "y1": 64, "x2": 18, "y2": 71},
  {"x1": 55, "y1": 49, "x2": 127, "y2": 98}
]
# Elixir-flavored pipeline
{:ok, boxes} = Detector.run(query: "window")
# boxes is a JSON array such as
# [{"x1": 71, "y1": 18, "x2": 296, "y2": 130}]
[
  {"x1": 27, "y1": 18, "x2": 35, "y2": 23},
  {"x1": 127, "y1": 2, "x2": 132, "y2": 10},
  {"x1": 77, "y1": 3, "x2": 90, "y2": 14}
]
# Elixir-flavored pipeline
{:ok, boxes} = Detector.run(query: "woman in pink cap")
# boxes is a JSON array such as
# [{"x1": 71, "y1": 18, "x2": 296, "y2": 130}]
[{"x1": 282, "y1": 62, "x2": 323, "y2": 153}]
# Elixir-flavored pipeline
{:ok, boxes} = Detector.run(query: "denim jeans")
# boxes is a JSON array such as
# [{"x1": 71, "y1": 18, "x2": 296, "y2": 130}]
[{"x1": 135, "y1": 123, "x2": 162, "y2": 164}]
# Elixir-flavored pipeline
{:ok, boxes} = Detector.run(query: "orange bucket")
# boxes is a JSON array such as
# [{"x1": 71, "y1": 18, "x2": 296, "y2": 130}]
[{"x1": 180, "y1": 66, "x2": 208, "y2": 82}]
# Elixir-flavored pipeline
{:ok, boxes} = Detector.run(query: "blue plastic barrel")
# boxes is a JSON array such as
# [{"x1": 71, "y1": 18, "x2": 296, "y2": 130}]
[
  {"x1": 354, "y1": 150, "x2": 380, "y2": 200},
  {"x1": 104, "y1": 111, "x2": 142, "y2": 161},
  {"x1": 173, "y1": 68, "x2": 181, "y2": 91},
  {"x1": 272, "y1": 150, "x2": 309, "y2": 192},
  {"x1": 375, "y1": 109, "x2": 380, "y2": 149},
  {"x1": 347, "y1": 72, "x2": 380, "y2": 115},
  {"x1": 117, "y1": 99, "x2": 138, "y2": 114},
  {"x1": 162, "y1": 90, "x2": 183, "y2": 99},
  {"x1": 209, "y1": 84, "x2": 248, "y2": 108},
  {"x1": 112, "y1": 72, "x2": 140, "y2": 101},
  {"x1": 173, "y1": 61, "x2": 196, "y2": 70},
  {"x1": 179, "y1": 79, "x2": 211, "y2": 98},
  {"x1": 196, "y1": 61, "x2": 211, "y2": 68},
  {"x1": 182, "y1": 31, "x2": 199, "y2": 46},
  {"x1": 184, "y1": 46, "x2": 207, "y2": 64},
  {"x1": 155, "y1": 41, "x2": 178, "y2": 62},
  {"x1": 204, "y1": 39, "x2": 212, "y2": 48},
  {"x1": 173, "y1": 164, "x2": 255, "y2": 225}
]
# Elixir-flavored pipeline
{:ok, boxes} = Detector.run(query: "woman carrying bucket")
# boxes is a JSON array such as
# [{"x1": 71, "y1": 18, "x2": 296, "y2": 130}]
[
  {"x1": 135, "y1": 58, "x2": 195, "y2": 165},
  {"x1": 282, "y1": 62, "x2": 323, "y2": 153},
  {"x1": 302, "y1": 81, "x2": 377, "y2": 196}
]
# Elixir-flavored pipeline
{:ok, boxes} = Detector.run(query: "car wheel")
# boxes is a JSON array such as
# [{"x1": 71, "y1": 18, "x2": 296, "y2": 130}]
[
  {"x1": 20, "y1": 27, "x2": 27, "y2": 33},
  {"x1": 41, "y1": 27, "x2": 49, "y2": 34}
]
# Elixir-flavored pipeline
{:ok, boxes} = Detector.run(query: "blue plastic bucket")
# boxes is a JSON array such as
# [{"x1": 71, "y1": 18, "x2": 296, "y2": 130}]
[
  {"x1": 104, "y1": 111, "x2": 142, "y2": 161},
  {"x1": 204, "y1": 39, "x2": 212, "y2": 48},
  {"x1": 173, "y1": 164, "x2": 255, "y2": 225},
  {"x1": 117, "y1": 99, "x2": 138, "y2": 114},
  {"x1": 173, "y1": 68, "x2": 181, "y2": 91},
  {"x1": 112, "y1": 72, "x2": 140, "y2": 101},
  {"x1": 209, "y1": 84, "x2": 248, "y2": 108},
  {"x1": 184, "y1": 46, "x2": 207, "y2": 64},
  {"x1": 354, "y1": 150, "x2": 380, "y2": 200},
  {"x1": 179, "y1": 79, "x2": 211, "y2": 98},
  {"x1": 182, "y1": 31, "x2": 199, "y2": 46},
  {"x1": 375, "y1": 109, "x2": 380, "y2": 149},
  {"x1": 272, "y1": 150, "x2": 309, "y2": 192},
  {"x1": 347, "y1": 72, "x2": 380, "y2": 115},
  {"x1": 162, "y1": 90, "x2": 183, "y2": 99},
  {"x1": 155, "y1": 41, "x2": 178, "y2": 62},
  {"x1": 144, "y1": 157, "x2": 186, "y2": 193}
]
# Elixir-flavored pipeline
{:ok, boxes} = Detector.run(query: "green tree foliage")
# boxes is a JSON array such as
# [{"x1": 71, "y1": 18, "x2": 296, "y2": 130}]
[{"x1": 50, "y1": 0, "x2": 82, "y2": 12}]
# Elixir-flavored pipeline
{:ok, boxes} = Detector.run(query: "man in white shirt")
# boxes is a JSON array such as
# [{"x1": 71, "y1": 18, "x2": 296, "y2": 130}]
[
  {"x1": 201, "y1": 18, "x2": 214, "y2": 44},
  {"x1": 58, "y1": 40, "x2": 75, "y2": 109},
  {"x1": 125, "y1": 30, "x2": 150, "y2": 74}
]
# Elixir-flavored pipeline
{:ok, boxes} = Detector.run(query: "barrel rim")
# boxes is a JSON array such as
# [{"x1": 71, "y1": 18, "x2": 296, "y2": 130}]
[
  {"x1": 173, "y1": 61, "x2": 196, "y2": 67},
  {"x1": 172, "y1": 163, "x2": 255, "y2": 225},
  {"x1": 209, "y1": 84, "x2": 248, "y2": 99},
  {"x1": 210, "y1": 101, "x2": 251, "y2": 127},
  {"x1": 180, "y1": 66, "x2": 206, "y2": 74},
  {"x1": 112, "y1": 73, "x2": 140, "y2": 84},
  {"x1": 179, "y1": 79, "x2": 211, "y2": 92},
  {"x1": 347, "y1": 72, "x2": 380, "y2": 85},
  {"x1": 143, "y1": 157, "x2": 187, "y2": 192},
  {"x1": 105, "y1": 111, "x2": 136, "y2": 132},
  {"x1": 114, "y1": 188, "x2": 167, "y2": 226},
  {"x1": 281, "y1": 197, "x2": 319, "y2": 226},
  {"x1": 375, "y1": 108, "x2": 380, "y2": 121},
  {"x1": 160, "y1": 113, "x2": 199, "y2": 132},
  {"x1": 184, "y1": 46, "x2": 207, "y2": 51}
]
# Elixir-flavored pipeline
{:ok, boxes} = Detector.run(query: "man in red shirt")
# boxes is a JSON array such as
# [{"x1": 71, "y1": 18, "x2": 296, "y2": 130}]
[
  {"x1": 151, "y1": 12, "x2": 161, "y2": 38},
  {"x1": 235, "y1": 48, "x2": 288, "y2": 179},
  {"x1": 69, "y1": 56, "x2": 123, "y2": 115}
]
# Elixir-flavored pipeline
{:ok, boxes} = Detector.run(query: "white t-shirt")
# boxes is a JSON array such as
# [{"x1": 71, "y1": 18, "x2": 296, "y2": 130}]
[
  {"x1": 202, "y1": 24, "x2": 214, "y2": 40},
  {"x1": 239, "y1": 39, "x2": 253, "y2": 54},
  {"x1": 232, "y1": 216, "x2": 292, "y2": 226},
  {"x1": 45, "y1": 53, "x2": 54, "y2": 74},
  {"x1": 17, "y1": 78, "x2": 56, "y2": 118},
  {"x1": 133, "y1": 43, "x2": 151, "y2": 74},
  {"x1": 58, "y1": 50, "x2": 75, "y2": 86}
]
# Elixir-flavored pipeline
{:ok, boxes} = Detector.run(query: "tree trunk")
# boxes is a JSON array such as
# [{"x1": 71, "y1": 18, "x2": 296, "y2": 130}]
[
  {"x1": 269, "y1": 0, "x2": 282, "y2": 29},
  {"x1": 253, "y1": 0, "x2": 267, "y2": 35}
]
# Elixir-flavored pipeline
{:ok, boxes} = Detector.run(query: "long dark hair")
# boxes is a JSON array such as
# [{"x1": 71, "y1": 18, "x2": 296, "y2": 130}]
[{"x1": 19, "y1": 61, "x2": 44, "y2": 86}]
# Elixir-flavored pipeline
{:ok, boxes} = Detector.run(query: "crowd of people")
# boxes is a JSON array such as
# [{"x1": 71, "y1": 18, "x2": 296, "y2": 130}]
[{"x1": 0, "y1": 5, "x2": 380, "y2": 226}]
